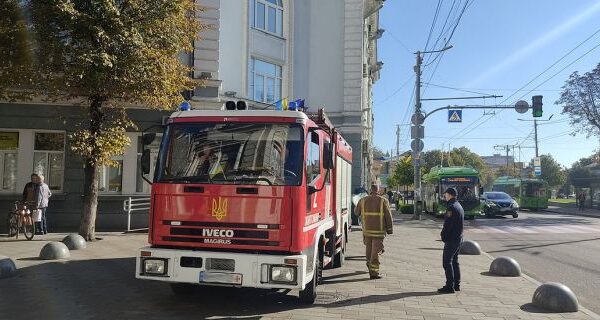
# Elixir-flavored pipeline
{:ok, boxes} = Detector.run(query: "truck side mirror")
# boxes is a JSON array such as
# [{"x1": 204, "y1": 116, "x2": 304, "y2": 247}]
[
  {"x1": 141, "y1": 149, "x2": 151, "y2": 175},
  {"x1": 323, "y1": 142, "x2": 334, "y2": 170},
  {"x1": 142, "y1": 132, "x2": 156, "y2": 146}
]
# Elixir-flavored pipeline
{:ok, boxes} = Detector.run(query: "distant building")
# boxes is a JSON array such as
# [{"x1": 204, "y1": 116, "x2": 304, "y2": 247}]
[{"x1": 482, "y1": 153, "x2": 515, "y2": 171}]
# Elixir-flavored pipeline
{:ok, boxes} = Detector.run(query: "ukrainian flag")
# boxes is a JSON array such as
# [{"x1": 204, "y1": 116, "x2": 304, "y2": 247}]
[{"x1": 275, "y1": 98, "x2": 288, "y2": 110}]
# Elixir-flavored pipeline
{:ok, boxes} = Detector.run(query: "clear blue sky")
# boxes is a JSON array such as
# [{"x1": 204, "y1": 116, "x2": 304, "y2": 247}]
[{"x1": 373, "y1": 0, "x2": 600, "y2": 168}]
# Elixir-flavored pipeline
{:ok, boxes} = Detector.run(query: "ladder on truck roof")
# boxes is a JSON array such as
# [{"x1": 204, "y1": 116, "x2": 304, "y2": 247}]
[{"x1": 308, "y1": 108, "x2": 335, "y2": 133}]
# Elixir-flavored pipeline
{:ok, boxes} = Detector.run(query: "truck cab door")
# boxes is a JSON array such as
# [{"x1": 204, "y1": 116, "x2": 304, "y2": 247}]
[{"x1": 306, "y1": 131, "x2": 327, "y2": 225}]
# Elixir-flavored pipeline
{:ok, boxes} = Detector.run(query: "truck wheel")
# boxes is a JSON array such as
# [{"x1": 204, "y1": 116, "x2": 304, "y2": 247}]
[
  {"x1": 170, "y1": 283, "x2": 195, "y2": 295},
  {"x1": 299, "y1": 253, "x2": 322, "y2": 304},
  {"x1": 333, "y1": 234, "x2": 345, "y2": 268}
]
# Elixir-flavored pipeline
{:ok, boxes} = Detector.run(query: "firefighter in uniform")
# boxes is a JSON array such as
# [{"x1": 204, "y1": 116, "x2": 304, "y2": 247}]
[{"x1": 355, "y1": 184, "x2": 394, "y2": 279}]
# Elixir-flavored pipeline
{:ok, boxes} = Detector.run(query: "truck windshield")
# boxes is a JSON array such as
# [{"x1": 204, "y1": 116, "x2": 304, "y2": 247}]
[{"x1": 156, "y1": 122, "x2": 304, "y2": 186}]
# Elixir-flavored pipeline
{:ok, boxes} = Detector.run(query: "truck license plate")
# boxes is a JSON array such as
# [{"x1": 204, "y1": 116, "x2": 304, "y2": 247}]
[{"x1": 199, "y1": 271, "x2": 243, "y2": 285}]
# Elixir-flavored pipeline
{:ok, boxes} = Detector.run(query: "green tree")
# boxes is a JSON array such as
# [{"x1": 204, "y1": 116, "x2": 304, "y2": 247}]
[
  {"x1": 557, "y1": 64, "x2": 600, "y2": 137},
  {"x1": 0, "y1": 0, "x2": 33, "y2": 100},
  {"x1": 497, "y1": 164, "x2": 519, "y2": 177},
  {"x1": 28, "y1": 0, "x2": 201, "y2": 240},
  {"x1": 539, "y1": 154, "x2": 566, "y2": 187},
  {"x1": 390, "y1": 156, "x2": 414, "y2": 204}
]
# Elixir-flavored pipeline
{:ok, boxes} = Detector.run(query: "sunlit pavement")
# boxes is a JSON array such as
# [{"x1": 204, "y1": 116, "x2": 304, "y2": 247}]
[
  {"x1": 0, "y1": 214, "x2": 597, "y2": 320},
  {"x1": 464, "y1": 210, "x2": 600, "y2": 315}
]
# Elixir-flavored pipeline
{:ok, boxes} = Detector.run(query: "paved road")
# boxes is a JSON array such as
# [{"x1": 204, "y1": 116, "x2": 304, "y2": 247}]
[{"x1": 464, "y1": 211, "x2": 600, "y2": 315}]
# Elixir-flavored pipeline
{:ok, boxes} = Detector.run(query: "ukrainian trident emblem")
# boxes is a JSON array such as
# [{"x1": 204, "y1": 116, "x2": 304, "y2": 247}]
[{"x1": 212, "y1": 197, "x2": 228, "y2": 221}]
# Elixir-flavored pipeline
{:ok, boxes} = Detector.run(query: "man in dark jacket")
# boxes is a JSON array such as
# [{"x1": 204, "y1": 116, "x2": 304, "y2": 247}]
[{"x1": 438, "y1": 187, "x2": 464, "y2": 294}]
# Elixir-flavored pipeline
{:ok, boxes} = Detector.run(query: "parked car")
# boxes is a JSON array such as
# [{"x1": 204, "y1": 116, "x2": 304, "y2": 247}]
[
  {"x1": 567, "y1": 193, "x2": 576, "y2": 199},
  {"x1": 482, "y1": 191, "x2": 519, "y2": 218}
]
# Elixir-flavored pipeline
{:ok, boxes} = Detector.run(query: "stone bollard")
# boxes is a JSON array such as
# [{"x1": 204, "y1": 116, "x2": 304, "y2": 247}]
[
  {"x1": 489, "y1": 256, "x2": 521, "y2": 276},
  {"x1": 532, "y1": 282, "x2": 579, "y2": 313},
  {"x1": 459, "y1": 240, "x2": 481, "y2": 255},
  {"x1": 0, "y1": 256, "x2": 17, "y2": 279},
  {"x1": 39, "y1": 242, "x2": 70, "y2": 260},
  {"x1": 62, "y1": 234, "x2": 87, "y2": 250}
]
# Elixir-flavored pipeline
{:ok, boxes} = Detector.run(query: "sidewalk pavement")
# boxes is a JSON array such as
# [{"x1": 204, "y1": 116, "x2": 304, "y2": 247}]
[
  {"x1": 544, "y1": 202, "x2": 600, "y2": 218},
  {"x1": 0, "y1": 214, "x2": 598, "y2": 320}
]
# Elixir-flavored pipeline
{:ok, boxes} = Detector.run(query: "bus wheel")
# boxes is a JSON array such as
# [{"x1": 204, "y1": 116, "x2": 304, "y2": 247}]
[{"x1": 299, "y1": 254, "x2": 322, "y2": 304}]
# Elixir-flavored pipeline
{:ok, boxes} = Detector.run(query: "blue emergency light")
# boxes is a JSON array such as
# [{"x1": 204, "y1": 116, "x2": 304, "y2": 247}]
[{"x1": 179, "y1": 101, "x2": 191, "y2": 111}]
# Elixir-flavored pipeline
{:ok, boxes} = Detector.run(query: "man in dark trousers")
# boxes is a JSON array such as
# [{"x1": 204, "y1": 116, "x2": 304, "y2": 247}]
[
  {"x1": 355, "y1": 184, "x2": 394, "y2": 279},
  {"x1": 438, "y1": 187, "x2": 464, "y2": 294}
]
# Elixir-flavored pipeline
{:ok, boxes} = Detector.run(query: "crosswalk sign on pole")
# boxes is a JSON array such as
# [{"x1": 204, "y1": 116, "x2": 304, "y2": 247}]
[{"x1": 448, "y1": 110, "x2": 462, "y2": 123}]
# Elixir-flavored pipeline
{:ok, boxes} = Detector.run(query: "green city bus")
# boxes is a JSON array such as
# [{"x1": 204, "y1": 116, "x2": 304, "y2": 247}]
[
  {"x1": 422, "y1": 166, "x2": 484, "y2": 219},
  {"x1": 492, "y1": 176, "x2": 548, "y2": 210}
]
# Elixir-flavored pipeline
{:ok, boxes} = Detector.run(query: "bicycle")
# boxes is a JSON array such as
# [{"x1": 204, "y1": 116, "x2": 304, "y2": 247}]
[{"x1": 7, "y1": 201, "x2": 36, "y2": 240}]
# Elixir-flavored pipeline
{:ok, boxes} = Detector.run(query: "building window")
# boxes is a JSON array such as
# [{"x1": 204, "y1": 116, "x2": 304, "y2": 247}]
[
  {"x1": 0, "y1": 132, "x2": 19, "y2": 192},
  {"x1": 136, "y1": 135, "x2": 161, "y2": 193},
  {"x1": 33, "y1": 132, "x2": 65, "y2": 191},
  {"x1": 99, "y1": 159, "x2": 123, "y2": 193},
  {"x1": 249, "y1": 58, "x2": 282, "y2": 104},
  {"x1": 251, "y1": 0, "x2": 283, "y2": 36}
]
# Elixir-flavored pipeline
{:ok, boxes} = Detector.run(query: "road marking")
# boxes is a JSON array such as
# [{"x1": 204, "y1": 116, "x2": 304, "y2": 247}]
[{"x1": 467, "y1": 224, "x2": 600, "y2": 234}]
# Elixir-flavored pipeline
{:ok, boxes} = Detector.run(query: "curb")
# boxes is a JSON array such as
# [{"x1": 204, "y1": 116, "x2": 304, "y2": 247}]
[
  {"x1": 542, "y1": 209, "x2": 600, "y2": 219},
  {"x1": 422, "y1": 216, "x2": 600, "y2": 319}
]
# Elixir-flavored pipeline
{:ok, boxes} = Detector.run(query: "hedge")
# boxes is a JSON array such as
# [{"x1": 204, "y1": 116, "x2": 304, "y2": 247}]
[{"x1": 399, "y1": 204, "x2": 414, "y2": 215}]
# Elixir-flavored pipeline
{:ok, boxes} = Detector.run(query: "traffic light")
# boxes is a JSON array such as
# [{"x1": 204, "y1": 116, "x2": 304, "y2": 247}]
[{"x1": 532, "y1": 95, "x2": 543, "y2": 117}]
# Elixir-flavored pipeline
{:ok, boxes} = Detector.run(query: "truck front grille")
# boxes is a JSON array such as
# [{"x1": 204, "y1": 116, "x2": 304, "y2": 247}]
[{"x1": 206, "y1": 258, "x2": 235, "y2": 271}]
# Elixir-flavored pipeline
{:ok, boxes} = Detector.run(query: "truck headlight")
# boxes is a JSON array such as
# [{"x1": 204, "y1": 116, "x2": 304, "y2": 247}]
[
  {"x1": 143, "y1": 258, "x2": 168, "y2": 276},
  {"x1": 270, "y1": 265, "x2": 297, "y2": 284}
]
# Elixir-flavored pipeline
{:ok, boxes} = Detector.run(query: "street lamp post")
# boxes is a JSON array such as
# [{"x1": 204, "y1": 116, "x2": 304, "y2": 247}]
[{"x1": 412, "y1": 45, "x2": 452, "y2": 220}]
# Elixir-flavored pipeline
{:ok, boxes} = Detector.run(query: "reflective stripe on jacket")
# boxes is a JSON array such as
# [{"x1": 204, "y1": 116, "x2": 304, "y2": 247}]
[{"x1": 358, "y1": 195, "x2": 393, "y2": 238}]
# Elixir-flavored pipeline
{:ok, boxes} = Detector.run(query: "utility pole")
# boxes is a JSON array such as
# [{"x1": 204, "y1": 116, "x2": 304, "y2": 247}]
[
  {"x1": 534, "y1": 119, "x2": 539, "y2": 157},
  {"x1": 396, "y1": 124, "x2": 400, "y2": 157},
  {"x1": 518, "y1": 114, "x2": 553, "y2": 158},
  {"x1": 410, "y1": 45, "x2": 453, "y2": 220},
  {"x1": 413, "y1": 51, "x2": 423, "y2": 220},
  {"x1": 494, "y1": 144, "x2": 515, "y2": 173}
]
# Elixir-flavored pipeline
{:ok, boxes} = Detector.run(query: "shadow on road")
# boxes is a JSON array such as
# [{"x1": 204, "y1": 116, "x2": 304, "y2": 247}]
[
  {"x1": 0, "y1": 257, "x2": 443, "y2": 319},
  {"x1": 325, "y1": 291, "x2": 440, "y2": 308}
]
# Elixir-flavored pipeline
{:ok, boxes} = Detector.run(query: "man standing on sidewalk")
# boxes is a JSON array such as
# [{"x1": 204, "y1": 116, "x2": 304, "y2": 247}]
[
  {"x1": 438, "y1": 187, "x2": 464, "y2": 294},
  {"x1": 355, "y1": 184, "x2": 394, "y2": 280},
  {"x1": 578, "y1": 191, "x2": 586, "y2": 211}
]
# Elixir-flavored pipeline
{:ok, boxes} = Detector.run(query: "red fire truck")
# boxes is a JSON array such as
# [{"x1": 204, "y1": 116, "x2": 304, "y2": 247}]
[{"x1": 136, "y1": 102, "x2": 353, "y2": 303}]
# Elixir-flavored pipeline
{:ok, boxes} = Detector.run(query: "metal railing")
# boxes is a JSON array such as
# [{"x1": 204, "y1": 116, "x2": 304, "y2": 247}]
[{"x1": 123, "y1": 197, "x2": 151, "y2": 232}]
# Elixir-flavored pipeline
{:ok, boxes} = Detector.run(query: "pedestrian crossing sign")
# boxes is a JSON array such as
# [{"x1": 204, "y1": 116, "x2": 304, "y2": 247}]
[{"x1": 448, "y1": 110, "x2": 462, "y2": 123}]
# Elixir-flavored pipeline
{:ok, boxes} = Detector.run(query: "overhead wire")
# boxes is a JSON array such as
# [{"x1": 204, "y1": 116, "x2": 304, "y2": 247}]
[{"x1": 440, "y1": 24, "x2": 600, "y2": 146}]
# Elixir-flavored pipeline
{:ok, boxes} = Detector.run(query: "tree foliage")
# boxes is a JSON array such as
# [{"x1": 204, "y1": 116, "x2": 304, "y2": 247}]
[
  {"x1": 557, "y1": 63, "x2": 600, "y2": 137},
  {"x1": 391, "y1": 156, "x2": 414, "y2": 187},
  {"x1": 497, "y1": 164, "x2": 519, "y2": 178},
  {"x1": 0, "y1": 0, "x2": 33, "y2": 100},
  {"x1": 539, "y1": 154, "x2": 566, "y2": 187},
  {"x1": 27, "y1": 0, "x2": 202, "y2": 240}
]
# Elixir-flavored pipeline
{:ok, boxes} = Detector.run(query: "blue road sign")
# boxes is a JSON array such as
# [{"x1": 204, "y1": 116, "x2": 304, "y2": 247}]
[
  {"x1": 448, "y1": 110, "x2": 462, "y2": 123},
  {"x1": 534, "y1": 167, "x2": 542, "y2": 176}
]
